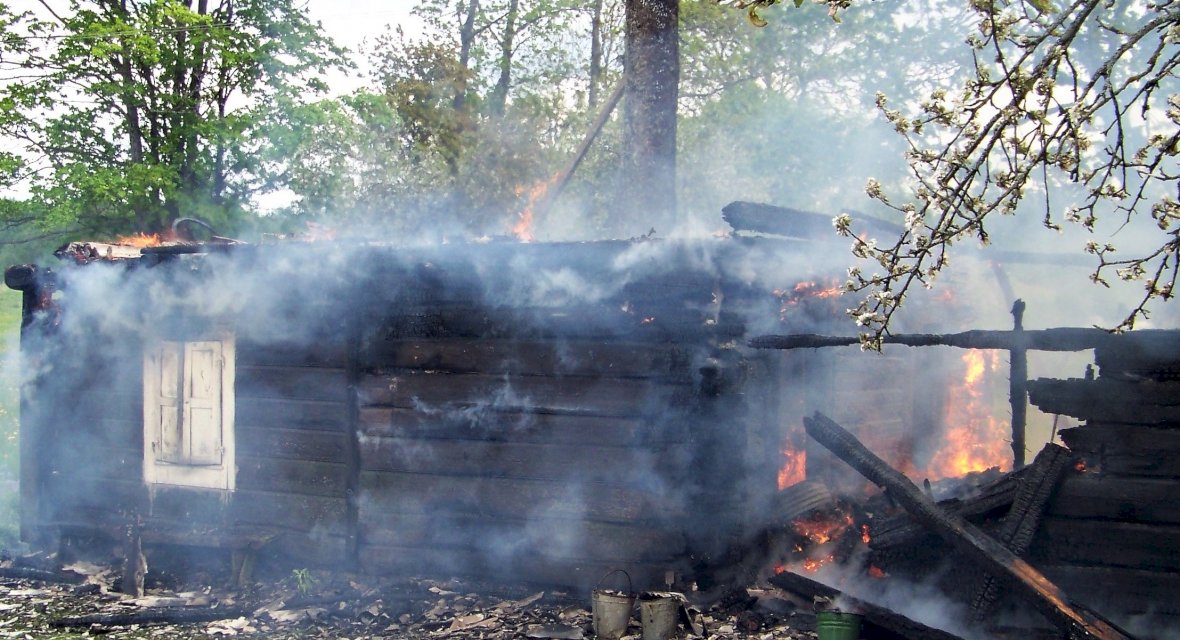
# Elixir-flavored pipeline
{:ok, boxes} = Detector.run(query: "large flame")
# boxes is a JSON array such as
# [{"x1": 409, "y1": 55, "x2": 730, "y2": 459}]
[{"x1": 927, "y1": 350, "x2": 1009, "y2": 480}]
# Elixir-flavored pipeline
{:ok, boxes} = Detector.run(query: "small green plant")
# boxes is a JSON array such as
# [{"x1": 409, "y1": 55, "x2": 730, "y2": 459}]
[{"x1": 292, "y1": 568, "x2": 316, "y2": 596}]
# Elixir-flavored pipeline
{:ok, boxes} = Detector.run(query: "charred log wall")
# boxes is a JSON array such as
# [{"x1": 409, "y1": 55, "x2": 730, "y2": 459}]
[
  {"x1": 1026, "y1": 331, "x2": 1180, "y2": 632},
  {"x1": 23, "y1": 240, "x2": 781, "y2": 589}
]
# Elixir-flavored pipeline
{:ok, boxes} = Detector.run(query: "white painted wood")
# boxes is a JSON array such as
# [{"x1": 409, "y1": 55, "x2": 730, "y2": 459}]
[{"x1": 143, "y1": 336, "x2": 235, "y2": 491}]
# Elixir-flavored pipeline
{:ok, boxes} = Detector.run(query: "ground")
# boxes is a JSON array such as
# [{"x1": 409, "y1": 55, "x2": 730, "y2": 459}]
[{"x1": 0, "y1": 555, "x2": 821, "y2": 639}]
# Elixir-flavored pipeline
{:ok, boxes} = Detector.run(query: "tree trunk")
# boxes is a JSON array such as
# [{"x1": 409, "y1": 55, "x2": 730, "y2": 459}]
[
  {"x1": 114, "y1": 0, "x2": 149, "y2": 231},
  {"x1": 489, "y1": 0, "x2": 520, "y2": 117},
  {"x1": 589, "y1": 0, "x2": 604, "y2": 108},
  {"x1": 621, "y1": 0, "x2": 679, "y2": 236},
  {"x1": 453, "y1": 0, "x2": 480, "y2": 115}
]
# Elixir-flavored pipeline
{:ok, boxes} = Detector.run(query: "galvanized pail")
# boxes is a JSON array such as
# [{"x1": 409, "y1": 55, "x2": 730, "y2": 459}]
[
  {"x1": 591, "y1": 570, "x2": 635, "y2": 639},
  {"x1": 639, "y1": 593, "x2": 679, "y2": 640}
]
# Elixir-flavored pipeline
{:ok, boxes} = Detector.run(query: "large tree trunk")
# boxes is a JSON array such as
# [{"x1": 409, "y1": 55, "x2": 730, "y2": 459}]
[{"x1": 621, "y1": 0, "x2": 679, "y2": 236}]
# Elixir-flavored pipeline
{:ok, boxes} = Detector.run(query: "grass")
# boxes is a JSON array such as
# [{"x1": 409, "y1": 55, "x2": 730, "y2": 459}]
[{"x1": 0, "y1": 287, "x2": 22, "y2": 549}]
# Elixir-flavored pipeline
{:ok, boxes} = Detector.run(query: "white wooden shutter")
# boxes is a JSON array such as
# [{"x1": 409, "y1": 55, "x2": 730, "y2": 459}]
[
  {"x1": 184, "y1": 341, "x2": 224, "y2": 466},
  {"x1": 143, "y1": 337, "x2": 235, "y2": 491},
  {"x1": 149, "y1": 342, "x2": 185, "y2": 463}
]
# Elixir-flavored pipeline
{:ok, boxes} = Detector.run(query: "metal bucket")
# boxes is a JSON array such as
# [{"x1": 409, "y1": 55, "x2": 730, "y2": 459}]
[
  {"x1": 591, "y1": 570, "x2": 635, "y2": 639},
  {"x1": 816, "y1": 610, "x2": 863, "y2": 640},
  {"x1": 639, "y1": 593, "x2": 679, "y2": 640}
]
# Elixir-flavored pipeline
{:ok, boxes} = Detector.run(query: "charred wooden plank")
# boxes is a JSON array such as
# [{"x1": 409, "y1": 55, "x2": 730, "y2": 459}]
[
  {"x1": 236, "y1": 456, "x2": 348, "y2": 498},
  {"x1": 235, "y1": 366, "x2": 348, "y2": 403},
  {"x1": 1028, "y1": 378, "x2": 1180, "y2": 425},
  {"x1": 1048, "y1": 473, "x2": 1180, "y2": 524},
  {"x1": 1060, "y1": 424, "x2": 1180, "y2": 478},
  {"x1": 236, "y1": 398, "x2": 347, "y2": 432},
  {"x1": 1031, "y1": 518, "x2": 1180, "y2": 572},
  {"x1": 1094, "y1": 331, "x2": 1180, "y2": 380},
  {"x1": 1038, "y1": 565, "x2": 1180, "y2": 617},
  {"x1": 768, "y1": 571, "x2": 967, "y2": 640},
  {"x1": 358, "y1": 471, "x2": 683, "y2": 524},
  {"x1": 357, "y1": 372, "x2": 693, "y2": 418},
  {"x1": 971, "y1": 443, "x2": 1073, "y2": 620},
  {"x1": 803, "y1": 412, "x2": 1133, "y2": 640},
  {"x1": 380, "y1": 304, "x2": 742, "y2": 342},
  {"x1": 227, "y1": 490, "x2": 348, "y2": 534},
  {"x1": 237, "y1": 338, "x2": 348, "y2": 368},
  {"x1": 361, "y1": 337, "x2": 694, "y2": 380},
  {"x1": 358, "y1": 513, "x2": 686, "y2": 563},
  {"x1": 358, "y1": 407, "x2": 685, "y2": 445},
  {"x1": 237, "y1": 426, "x2": 347, "y2": 463},
  {"x1": 359, "y1": 436, "x2": 692, "y2": 484}
]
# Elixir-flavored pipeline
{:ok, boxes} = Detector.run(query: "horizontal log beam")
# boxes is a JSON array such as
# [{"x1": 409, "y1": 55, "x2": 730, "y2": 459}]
[{"x1": 750, "y1": 328, "x2": 1114, "y2": 352}]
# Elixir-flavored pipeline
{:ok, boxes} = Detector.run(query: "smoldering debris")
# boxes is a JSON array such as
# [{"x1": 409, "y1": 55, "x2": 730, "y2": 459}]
[{"x1": 0, "y1": 554, "x2": 824, "y2": 640}]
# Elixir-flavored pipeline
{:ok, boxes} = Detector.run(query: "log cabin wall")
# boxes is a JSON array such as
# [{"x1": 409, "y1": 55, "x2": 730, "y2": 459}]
[
  {"x1": 18, "y1": 239, "x2": 815, "y2": 588},
  {"x1": 347, "y1": 243, "x2": 744, "y2": 587},
  {"x1": 1026, "y1": 331, "x2": 1180, "y2": 633}
]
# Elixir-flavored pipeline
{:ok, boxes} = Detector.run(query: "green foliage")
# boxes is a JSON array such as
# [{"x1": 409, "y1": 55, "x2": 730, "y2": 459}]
[
  {"x1": 291, "y1": 568, "x2": 316, "y2": 595},
  {"x1": 0, "y1": 0, "x2": 347, "y2": 243}
]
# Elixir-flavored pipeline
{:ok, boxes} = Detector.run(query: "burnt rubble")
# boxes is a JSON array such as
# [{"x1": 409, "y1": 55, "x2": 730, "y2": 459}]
[{"x1": 0, "y1": 552, "x2": 824, "y2": 640}]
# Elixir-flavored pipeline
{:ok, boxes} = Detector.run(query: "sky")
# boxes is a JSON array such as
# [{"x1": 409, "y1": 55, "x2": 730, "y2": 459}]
[{"x1": 302, "y1": 1, "x2": 423, "y2": 94}]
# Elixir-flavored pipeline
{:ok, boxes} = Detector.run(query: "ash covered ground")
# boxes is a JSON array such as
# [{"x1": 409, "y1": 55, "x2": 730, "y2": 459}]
[{"x1": 0, "y1": 552, "x2": 819, "y2": 639}]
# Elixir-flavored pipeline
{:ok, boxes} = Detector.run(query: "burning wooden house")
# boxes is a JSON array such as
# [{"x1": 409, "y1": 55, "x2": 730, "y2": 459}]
[{"x1": 7, "y1": 222, "x2": 884, "y2": 590}]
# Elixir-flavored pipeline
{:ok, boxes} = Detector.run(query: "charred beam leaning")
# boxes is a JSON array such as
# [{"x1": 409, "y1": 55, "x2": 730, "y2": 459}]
[
  {"x1": 970, "y1": 442, "x2": 1073, "y2": 620},
  {"x1": 802, "y1": 412, "x2": 1134, "y2": 640}
]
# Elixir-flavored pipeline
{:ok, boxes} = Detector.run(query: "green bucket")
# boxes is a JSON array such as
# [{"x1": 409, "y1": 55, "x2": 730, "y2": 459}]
[{"x1": 816, "y1": 611, "x2": 863, "y2": 640}]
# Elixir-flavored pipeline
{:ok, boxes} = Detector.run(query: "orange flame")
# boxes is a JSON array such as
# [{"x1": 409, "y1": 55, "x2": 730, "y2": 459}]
[
  {"x1": 776, "y1": 446, "x2": 806, "y2": 491},
  {"x1": 512, "y1": 173, "x2": 561, "y2": 242},
  {"x1": 116, "y1": 233, "x2": 164, "y2": 248},
  {"x1": 792, "y1": 510, "x2": 854, "y2": 546},
  {"x1": 926, "y1": 350, "x2": 1010, "y2": 480},
  {"x1": 868, "y1": 565, "x2": 886, "y2": 578}
]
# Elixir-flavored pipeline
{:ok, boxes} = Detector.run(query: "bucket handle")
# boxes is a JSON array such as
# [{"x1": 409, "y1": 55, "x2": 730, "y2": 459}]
[{"x1": 594, "y1": 569, "x2": 633, "y2": 594}]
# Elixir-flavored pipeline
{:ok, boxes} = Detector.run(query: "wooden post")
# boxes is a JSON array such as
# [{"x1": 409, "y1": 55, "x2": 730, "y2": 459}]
[
  {"x1": 343, "y1": 319, "x2": 363, "y2": 569},
  {"x1": 802, "y1": 413, "x2": 1133, "y2": 640},
  {"x1": 1010, "y1": 300, "x2": 1028, "y2": 469}
]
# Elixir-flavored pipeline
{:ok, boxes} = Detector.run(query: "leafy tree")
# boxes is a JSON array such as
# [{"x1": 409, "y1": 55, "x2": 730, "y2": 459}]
[
  {"x1": 0, "y1": 0, "x2": 346, "y2": 243},
  {"x1": 278, "y1": 0, "x2": 628, "y2": 238}
]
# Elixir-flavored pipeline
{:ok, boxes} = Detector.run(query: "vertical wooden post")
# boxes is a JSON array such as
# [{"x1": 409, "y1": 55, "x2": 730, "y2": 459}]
[
  {"x1": 1010, "y1": 300, "x2": 1028, "y2": 469},
  {"x1": 343, "y1": 318, "x2": 363, "y2": 569}
]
